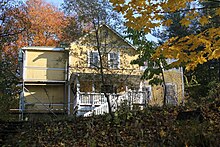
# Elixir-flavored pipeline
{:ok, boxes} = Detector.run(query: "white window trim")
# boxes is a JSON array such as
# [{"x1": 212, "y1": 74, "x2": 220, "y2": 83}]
[{"x1": 108, "y1": 52, "x2": 120, "y2": 69}]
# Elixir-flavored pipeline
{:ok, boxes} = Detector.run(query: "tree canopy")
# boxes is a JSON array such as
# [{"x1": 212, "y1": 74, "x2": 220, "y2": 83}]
[
  {"x1": 17, "y1": 0, "x2": 68, "y2": 47},
  {"x1": 110, "y1": 0, "x2": 220, "y2": 71}
]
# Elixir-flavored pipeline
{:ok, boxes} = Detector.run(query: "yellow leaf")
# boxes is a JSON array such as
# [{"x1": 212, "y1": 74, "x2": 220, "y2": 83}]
[
  {"x1": 163, "y1": 19, "x2": 173, "y2": 26},
  {"x1": 210, "y1": 48, "x2": 220, "y2": 59},
  {"x1": 180, "y1": 18, "x2": 191, "y2": 27},
  {"x1": 159, "y1": 130, "x2": 166, "y2": 137},
  {"x1": 198, "y1": 56, "x2": 207, "y2": 64},
  {"x1": 215, "y1": 8, "x2": 220, "y2": 16},
  {"x1": 114, "y1": 6, "x2": 122, "y2": 12},
  {"x1": 199, "y1": 16, "x2": 209, "y2": 26}
]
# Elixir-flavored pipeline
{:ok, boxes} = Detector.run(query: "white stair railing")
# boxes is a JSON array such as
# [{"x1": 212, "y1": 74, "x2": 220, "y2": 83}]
[
  {"x1": 83, "y1": 102, "x2": 109, "y2": 117},
  {"x1": 83, "y1": 93, "x2": 127, "y2": 117},
  {"x1": 82, "y1": 91, "x2": 149, "y2": 117}
]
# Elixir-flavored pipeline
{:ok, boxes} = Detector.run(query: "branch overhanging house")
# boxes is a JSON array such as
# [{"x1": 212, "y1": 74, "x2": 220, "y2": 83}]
[{"x1": 18, "y1": 25, "x2": 184, "y2": 120}]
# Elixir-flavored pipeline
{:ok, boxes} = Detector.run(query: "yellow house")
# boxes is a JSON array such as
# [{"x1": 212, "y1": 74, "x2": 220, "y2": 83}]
[
  {"x1": 68, "y1": 25, "x2": 184, "y2": 116},
  {"x1": 19, "y1": 25, "x2": 184, "y2": 118}
]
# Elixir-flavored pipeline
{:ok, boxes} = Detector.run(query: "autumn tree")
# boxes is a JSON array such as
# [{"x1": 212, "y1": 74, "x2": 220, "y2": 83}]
[
  {"x1": 61, "y1": 16, "x2": 83, "y2": 43},
  {"x1": 17, "y1": 0, "x2": 67, "y2": 47},
  {"x1": 0, "y1": 0, "x2": 27, "y2": 120},
  {"x1": 110, "y1": 0, "x2": 220, "y2": 71},
  {"x1": 0, "y1": 0, "x2": 28, "y2": 55},
  {"x1": 183, "y1": 0, "x2": 220, "y2": 99}
]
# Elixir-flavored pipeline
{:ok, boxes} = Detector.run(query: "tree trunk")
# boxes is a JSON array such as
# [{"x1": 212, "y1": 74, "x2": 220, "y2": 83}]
[
  {"x1": 161, "y1": 66, "x2": 167, "y2": 106},
  {"x1": 94, "y1": 22, "x2": 114, "y2": 120}
]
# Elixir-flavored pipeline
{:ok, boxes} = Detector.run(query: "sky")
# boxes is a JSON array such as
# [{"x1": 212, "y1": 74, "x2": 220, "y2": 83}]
[
  {"x1": 43, "y1": 0, "x2": 159, "y2": 42},
  {"x1": 45, "y1": 0, "x2": 64, "y2": 7}
]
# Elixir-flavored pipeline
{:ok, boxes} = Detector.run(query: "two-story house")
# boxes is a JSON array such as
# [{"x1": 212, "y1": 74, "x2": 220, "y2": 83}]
[{"x1": 19, "y1": 25, "x2": 184, "y2": 119}]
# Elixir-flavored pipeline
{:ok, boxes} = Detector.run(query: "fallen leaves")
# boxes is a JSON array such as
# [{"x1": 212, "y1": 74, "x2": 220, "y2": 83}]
[{"x1": 1, "y1": 97, "x2": 219, "y2": 146}]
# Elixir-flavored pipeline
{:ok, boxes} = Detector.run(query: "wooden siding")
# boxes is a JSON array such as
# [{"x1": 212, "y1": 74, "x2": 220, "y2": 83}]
[
  {"x1": 69, "y1": 26, "x2": 141, "y2": 76},
  {"x1": 24, "y1": 50, "x2": 66, "y2": 81},
  {"x1": 24, "y1": 85, "x2": 65, "y2": 113}
]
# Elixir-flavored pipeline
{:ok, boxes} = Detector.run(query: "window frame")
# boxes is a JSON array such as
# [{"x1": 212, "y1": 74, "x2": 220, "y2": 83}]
[
  {"x1": 108, "y1": 52, "x2": 120, "y2": 69},
  {"x1": 88, "y1": 51, "x2": 100, "y2": 68}
]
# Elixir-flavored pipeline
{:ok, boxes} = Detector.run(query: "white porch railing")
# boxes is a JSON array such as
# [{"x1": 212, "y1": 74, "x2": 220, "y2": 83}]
[
  {"x1": 80, "y1": 91, "x2": 149, "y2": 117},
  {"x1": 80, "y1": 92, "x2": 107, "y2": 105}
]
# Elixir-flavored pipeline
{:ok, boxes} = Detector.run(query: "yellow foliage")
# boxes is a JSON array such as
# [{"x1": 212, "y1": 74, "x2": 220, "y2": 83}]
[
  {"x1": 163, "y1": 19, "x2": 173, "y2": 26},
  {"x1": 199, "y1": 16, "x2": 209, "y2": 26},
  {"x1": 111, "y1": 0, "x2": 220, "y2": 71},
  {"x1": 180, "y1": 18, "x2": 191, "y2": 27},
  {"x1": 215, "y1": 8, "x2": 220, "y2": 16}
]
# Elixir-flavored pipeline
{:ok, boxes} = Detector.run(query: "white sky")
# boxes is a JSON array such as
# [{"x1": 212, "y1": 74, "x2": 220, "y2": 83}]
[{"x1": 45, "y1": 0, "x2": 64, "y2": 7}]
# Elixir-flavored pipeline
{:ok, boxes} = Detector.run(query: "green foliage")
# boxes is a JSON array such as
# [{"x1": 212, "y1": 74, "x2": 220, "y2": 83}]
[
  {"x1": 0, "y1": 54, "x2": 20, "y2": 121},
  {"x1": 126, "y1": 28, "x2": 169, "y2": 86},
  {"x1": 207, "y1": 81, "x2": 220, "y2": 99}
]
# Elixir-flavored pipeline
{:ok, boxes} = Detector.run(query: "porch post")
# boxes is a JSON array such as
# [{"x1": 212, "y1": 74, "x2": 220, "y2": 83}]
[
  {"x1": 76, "y1": 74, "x2": 80, "y2": 109},
  {"x1": 139, "y1": 81, "x2": 143, "y2": 105},
  {"x1": 67, "y1": 81, "x2": 71, "y2": 115}
]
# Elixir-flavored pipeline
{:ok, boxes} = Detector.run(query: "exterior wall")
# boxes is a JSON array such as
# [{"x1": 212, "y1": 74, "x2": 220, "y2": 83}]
[
  {"x1": 69, "y1": 26, "x2": 141, "y2": 76},
  {"x1": 24, "y1": 50, "x2": 66, "y2": 82},
  {"x1": 149, "y1": 69, "x2": 184, "y2": 105},
  {"x1": 24, "y1": 85, "x2": 65, "y2": 113}
]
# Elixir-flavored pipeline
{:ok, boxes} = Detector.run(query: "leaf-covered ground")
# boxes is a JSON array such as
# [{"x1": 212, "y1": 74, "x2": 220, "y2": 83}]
[{"x1": 2, "y1": 97, "x2": 220, "y2": 147}]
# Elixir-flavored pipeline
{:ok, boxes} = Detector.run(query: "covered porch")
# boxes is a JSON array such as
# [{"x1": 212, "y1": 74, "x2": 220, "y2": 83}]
[{"x1": 68, "y1": 73, "x2": 152, "y2": 116}]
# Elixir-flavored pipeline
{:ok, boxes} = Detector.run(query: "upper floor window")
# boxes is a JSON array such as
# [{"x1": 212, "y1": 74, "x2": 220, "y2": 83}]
[
  {"x1": 108, "y1": 52, "x2": 120, "y2": 69},
  {"x1": 88, "y1": 51, "x2": 100, "y2": 68}
]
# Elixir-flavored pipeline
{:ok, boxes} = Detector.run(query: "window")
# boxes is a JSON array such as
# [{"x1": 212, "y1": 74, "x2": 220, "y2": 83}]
[
  {"x1": 88, "y1": 51, "x2": 100, "y2": 68},
  {"x1": 108, "y1": 52, "x2": 120, "y2": 69}
]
